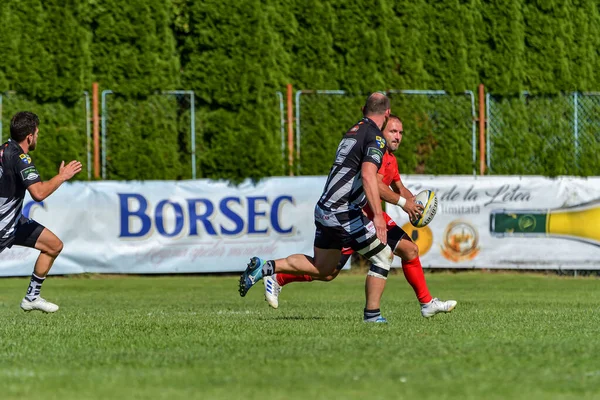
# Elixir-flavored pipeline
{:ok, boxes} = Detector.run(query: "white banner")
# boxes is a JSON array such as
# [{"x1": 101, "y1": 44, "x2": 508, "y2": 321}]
[
  {"x1": 0, "y1": 178, "x2": 324, "y2": 276},
  {"x1": 387, "y1": 175, "x2": 600, "y2": 270},
  {"x1": 1, "y1": 176, "x2": 599, "y2": 276}
]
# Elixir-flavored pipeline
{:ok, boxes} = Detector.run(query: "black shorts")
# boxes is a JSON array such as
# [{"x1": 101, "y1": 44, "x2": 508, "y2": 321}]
[
  {"x1": 0, "y1": 216, "x2": 45, "y2": 254},
  {"x1": 313, "y1": 205, "x2": 380, "y2": 252}
]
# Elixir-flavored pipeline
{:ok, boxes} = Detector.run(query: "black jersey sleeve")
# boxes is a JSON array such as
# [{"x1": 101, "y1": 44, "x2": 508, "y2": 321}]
[
  {"x1": 361, "y1": 129, "x2": 386, "y2": 168},
  {"x1": 13, "y1": 152, "x2": 42, "y2": 188}
]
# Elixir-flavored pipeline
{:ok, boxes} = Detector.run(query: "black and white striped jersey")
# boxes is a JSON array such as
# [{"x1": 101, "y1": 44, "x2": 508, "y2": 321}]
[
  {"x1": 317, "y1": 117, "x2": 386, "y2": 213},
  {"x1": 0, "y1": 139, "x2": 42, "y2": 239}
]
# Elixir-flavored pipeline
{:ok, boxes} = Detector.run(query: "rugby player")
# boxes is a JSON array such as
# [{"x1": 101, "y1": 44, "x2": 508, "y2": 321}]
[
  {"x1": 264, "y1": 115, "x2": 457, "y2": 318},
  {"x1": 239, "y1": 92, "x2": 395, "y2": 322},
  {"x1": 0, "y1": 112, "x2": 82, "y2": 312}
]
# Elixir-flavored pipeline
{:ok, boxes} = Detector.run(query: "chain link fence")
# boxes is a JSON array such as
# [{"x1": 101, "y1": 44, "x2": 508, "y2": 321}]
[
  {"x1": 486, "y1": 92, "x2": 600, "y2": 176},
  {"x1": 295, "y1": 90, "x2": 476, "y2": 176},
  {"x1": 101, "y1": 91, "x2": 195, "y2": 180},
  {"x1": 0, "y1": 92, "x2": 90, "y2": 180}
]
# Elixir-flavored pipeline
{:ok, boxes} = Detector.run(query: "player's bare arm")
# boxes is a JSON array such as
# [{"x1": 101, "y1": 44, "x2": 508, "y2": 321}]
[
  {"x1": 377, "y1": 174, "x2": 423, "y2": 221},
  {"x1": 362, "y1": 162, "x2": 386, "y2": 244},
  {"x1": 391, "y1": 177, "x2": 413, "y2": 199},
  {"x1": 27, "y1": 160, "x2": 82, "y2": 202}
]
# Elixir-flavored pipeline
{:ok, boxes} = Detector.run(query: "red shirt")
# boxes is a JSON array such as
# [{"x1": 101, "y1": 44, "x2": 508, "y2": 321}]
[
  {"x1": 363, "y1": 150, "x2": 400, "y2": 219},
  {"x1": 378, "y1": 150, "x2": 400, "y2": 186}
]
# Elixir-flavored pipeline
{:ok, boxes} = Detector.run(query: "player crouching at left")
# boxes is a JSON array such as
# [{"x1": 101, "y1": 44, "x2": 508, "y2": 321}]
[{"x1": 0, "y1": 112, "x2": 82, "y2": 313}]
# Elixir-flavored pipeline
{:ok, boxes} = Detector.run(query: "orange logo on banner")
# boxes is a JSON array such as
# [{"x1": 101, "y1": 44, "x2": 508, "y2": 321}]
[
  {"x1": 440, "y1": 220, "x2": 480, "y2": 262},
  {"x1": 401, "y1": 223, "x2": 433, "y2": 256}
]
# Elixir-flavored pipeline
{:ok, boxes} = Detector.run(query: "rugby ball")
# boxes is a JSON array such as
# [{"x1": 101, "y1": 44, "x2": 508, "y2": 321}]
[{"x1": 410, "y1": 190, "x2": 438, "y2": 228}]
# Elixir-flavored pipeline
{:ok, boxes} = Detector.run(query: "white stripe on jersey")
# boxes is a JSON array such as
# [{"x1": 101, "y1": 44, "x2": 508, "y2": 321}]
[
  {"x1": 0, "y1": 198, "x2": 22, "y2": 238},
  {"x1": 323, "y1": 166, "x2": 351, "y2": 196},
  {"x1": 322, "y1": 176, "x2": 356, "y2": 209}
]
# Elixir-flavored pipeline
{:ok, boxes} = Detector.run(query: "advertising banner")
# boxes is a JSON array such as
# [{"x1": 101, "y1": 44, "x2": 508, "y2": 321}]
[
  {"x1": 1, "y1": 176, "x2": 598, "y2": 276},
  {"x1": 387, "y1": 176, "x2": 600, "y2": 270},
  {"x1": 0, "y1": 178, "x2": 324, "y2": 276}
]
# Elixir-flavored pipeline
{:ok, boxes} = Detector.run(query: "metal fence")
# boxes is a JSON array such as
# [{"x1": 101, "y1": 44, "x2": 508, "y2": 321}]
[
  {"x1": 0, "y1": 92, "x2": 91, "y2": 180},
  {"x1": 295, "y1": 90, "x2": 476, "y2": 175},
  {"x1": 486, "y1": 92, "x2": 600, "y2": 176},
  {"x1": 4, "y1": 89, "x2": 600, "y2": 180},
  {"x1": 101, "y1": 91, "x2": 196, "y2": 180}
]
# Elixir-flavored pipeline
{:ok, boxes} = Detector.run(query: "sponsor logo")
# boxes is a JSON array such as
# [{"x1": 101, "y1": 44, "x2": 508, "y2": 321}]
[
  {"x1": 518, "y1": 214, "x2": 537, "y2": 232},
  {"x1": 118, "y1": 194, "x2": 296, "y2": 238},
  {"x1": 375, "y1": 136, "x2": 386, "y2": 149},
  {"x1": 440, "y1": 220, "x2": 480, "y2": 262},
  {"x1": 19, "y1": 154, "x2": 32, "y2": 164},
  {"x1": 346, "y1": 122, "x2": 364, "y2": 135},
  {"x1": 365, "y1": 221, "x2": 376, "y2": 235},
  {"x1": 20, "y1": 166, "x2": 39, "y2": 181},
  {"x1": 401, "y1": 222, "x2": 433, "y2": 256},
  {"x1": 367, "y1": 147, "x2": 383, "y2": 163},
  {"x1": 22, "y1": 201, "x2": 45, "y2": 219}
]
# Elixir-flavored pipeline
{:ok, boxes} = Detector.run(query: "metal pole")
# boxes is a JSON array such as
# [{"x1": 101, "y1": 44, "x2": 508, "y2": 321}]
[
  {"x1": 286, "y1": 84, "x2": 294, "y2": 176},
  {"x1": 276, "y1": 91, "x2": 285, "y2": 160},
  {"x1": 387, "y1": 89, "x2": 447, "y2": 95},
  {"x1": 486, "y1": 93, "x2": 491, "y2": 172},
  {"x1": 294, "y1": 89, "x2": 302, "y2": 175},
  {"x1": 83, "y1": 91, "x2": 91, "y2": 180},
  {"x1": 92, "y1": 83, "x2": 100, "y2": 179},
  {"x1": 286, "y1": 83, "x2": 298, "y2": 176},
  {"x1": 574, "y1": 92, "x2": 579, "y2": 172},
  {"x1": 101, "y1": 90, "x2": 113, "y2": 180},
  {"x1": 163, "y1": 90, "x2": 196, "y2": 179},
  {"x1": 465, "y1": 90, "x2": 477, "y2": 176},
  {"x1": 478, "y1": 84, "x2": 486, "y2": 176},
  {"x1": 191, "y1": 91, "x2": 196, "y2": 179}
]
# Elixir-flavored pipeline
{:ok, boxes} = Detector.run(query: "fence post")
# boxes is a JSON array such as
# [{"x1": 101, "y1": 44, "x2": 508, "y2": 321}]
[
  {"x1": 83, "y1": 91, "x2": 91, "y2": 180},
  {"x1": 286, "y1": 84, "x2": 294, "y2": 176},
  {"x1": 92, "y1": 83, "x2": 100, "y2": 179},
  {"x1": 485, "y1": 92, "x2": 491, "y2": 172},
  {"x1": 101, "y1": 89, "x2": 113, "y2": 180},
  {"x1": 479, "y1": 84, "x2": 486, "y2": 175},
  {"x1": 573, "y1": 92, "x2": 579, "y2": 173},
  {"x1": 465, "y1": 90, "x2": 477, "y2": 177},
  {"x1": 163, "y1": 90, "x2": 197, "y2": 179},
  {"x1": 276, "y1": 91, "x2": 285, "y2": 162}
]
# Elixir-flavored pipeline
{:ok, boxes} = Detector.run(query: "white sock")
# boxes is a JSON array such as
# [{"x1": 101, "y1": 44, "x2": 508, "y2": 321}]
[{"x1": 25, "y1": 273, "x2": 45, "y2": 301}]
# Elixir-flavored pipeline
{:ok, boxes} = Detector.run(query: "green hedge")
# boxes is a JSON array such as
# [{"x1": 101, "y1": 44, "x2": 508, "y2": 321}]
[{"x1": 1, "y1": 0, "x2": 600, "y2": 180}]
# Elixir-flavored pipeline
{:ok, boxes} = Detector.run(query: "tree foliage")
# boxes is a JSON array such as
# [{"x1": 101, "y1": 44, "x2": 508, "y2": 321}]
[{"x1": 0, "y1": 0, "x2": 598, "y2": 180}]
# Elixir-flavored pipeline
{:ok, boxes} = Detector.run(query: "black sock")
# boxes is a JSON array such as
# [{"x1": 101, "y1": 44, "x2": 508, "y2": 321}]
[
  {"x1": 262, "y1": 260, "x2": 276, "y2": 276},
  {"x1": 363, "y1": 308, "x2": 381, "y2": 322}
]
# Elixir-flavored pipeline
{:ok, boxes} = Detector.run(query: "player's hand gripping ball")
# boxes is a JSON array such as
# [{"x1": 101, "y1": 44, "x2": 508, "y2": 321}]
[{"x1": 410, "y1": 190, "x2": 438, "y2": 228}]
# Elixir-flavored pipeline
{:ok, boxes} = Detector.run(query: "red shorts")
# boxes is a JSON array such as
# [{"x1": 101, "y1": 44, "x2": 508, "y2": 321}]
[{"x1": 341, "y1": 212, "x2": 399, "y2": 255}]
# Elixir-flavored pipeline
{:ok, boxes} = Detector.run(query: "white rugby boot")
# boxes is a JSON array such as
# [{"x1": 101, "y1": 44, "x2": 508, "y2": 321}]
[
  {"x1": 20, "y1": 297, "x2": 59, "y2": 313},
  {"x1": 264, "y1": 274, "x2": 282, "y2": 309},
  {"x1": 420, "y1": 298, "x2": 457, "y2": 318}
]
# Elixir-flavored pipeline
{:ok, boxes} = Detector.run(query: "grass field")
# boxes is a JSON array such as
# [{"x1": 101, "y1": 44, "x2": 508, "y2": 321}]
[{"x1": 1, "y1": 271, "x2": 599, "y2": 400}]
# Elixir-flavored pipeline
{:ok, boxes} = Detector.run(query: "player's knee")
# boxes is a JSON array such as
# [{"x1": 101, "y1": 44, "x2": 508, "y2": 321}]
[
  {"x1": 313, "y1": 261, "x2": 337, "y2": 279},
  {"x1": 396, "y1": 240, "x2": 418, "y2": 261},
  {"x1": 48, "y1": 239, "x2": 63, "y2": 258},
  {"x1": 364, "y1": 244, "x2": 393, "y2": 280},
  {"x1": 322, "y1": 269, "x2": 341, "y2": 282}
]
